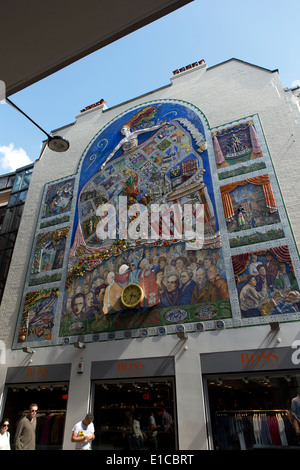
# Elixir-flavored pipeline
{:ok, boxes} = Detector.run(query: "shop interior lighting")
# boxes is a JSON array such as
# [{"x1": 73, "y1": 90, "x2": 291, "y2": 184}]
[{"x1": 6, "y1": 98, "x2": 70, "y2": 152}]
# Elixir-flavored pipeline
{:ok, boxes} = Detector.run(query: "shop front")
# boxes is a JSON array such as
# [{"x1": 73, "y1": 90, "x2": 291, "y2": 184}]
[
  {"x1": 2, "y1": 363, "x2": 70, "y2": 450},
  {"x1": 202, "y1": 347, "x2": 300, "y2": 450},
  {"x1": 90, "y1": 356, "x2": 177, "y2": 451}
]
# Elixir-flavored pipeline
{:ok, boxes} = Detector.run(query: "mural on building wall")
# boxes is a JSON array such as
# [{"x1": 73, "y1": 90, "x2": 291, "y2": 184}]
[
  {"x1": 212, "y1": 120, "x2": 262, "y2": 169},
  {"x1": 232, "y1": 246, "x2": 300, "y2": 318},
  {"x1": 42, "y1": 178, "x2": 74, "y2": 218},
  {"x1": 220, "y1": 175, "x2": 280, "y2": 233},
  {"x1": 31, "y1": 227, "x2": 70, "y2": 274},
  {"x1": 59, "y1": 101, "x2": 232, "y2": 337},
  {"x1": 14, "y1": 105, "x2": 300, "y2": 348},
  {"x1": 59, "y1": 242, "x2": 231, "y2": 337},
  {"x1": 70, "y1": 103, "x2": 219, "y2": 255},
  {"x1": 17, "y1": 288, "x2": 59, "y2": 343}
]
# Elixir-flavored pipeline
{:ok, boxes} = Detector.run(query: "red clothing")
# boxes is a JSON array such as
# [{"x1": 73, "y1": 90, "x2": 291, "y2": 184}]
[{"x1": 138, "y1": 269, "x2": 159, "y2": 307}]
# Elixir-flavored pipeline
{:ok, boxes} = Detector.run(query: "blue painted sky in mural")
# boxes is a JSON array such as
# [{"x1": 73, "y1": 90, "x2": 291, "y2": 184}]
[
  {"x1": 71, "y1": 100, "x2": 217, "y2": 246},
  {"x1": 0, "y1": 0, "x2": 299, "y2": 175}
]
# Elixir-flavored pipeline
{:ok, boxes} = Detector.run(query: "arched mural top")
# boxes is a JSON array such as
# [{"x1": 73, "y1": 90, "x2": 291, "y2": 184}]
[
  {"x1": 75, "y1": 99, "x2": 211, "y2": 175},
  {"x1": 71, "y1": 99, "x2": 217, "y2": 253}
]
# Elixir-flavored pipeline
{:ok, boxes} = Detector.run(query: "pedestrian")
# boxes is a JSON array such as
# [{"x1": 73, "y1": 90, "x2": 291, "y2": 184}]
[
  {"x1": 161, "y1": 408, "x2": 173, "y2": 432},
  {"x1": 71, "y1": 413, "x2": 95, "y2": 450},
  {"x1": 0, "y1": 418, "x2": 11, "y2": 450},
  {"x1": 133, "y1": 412, "x2": 144, "y2": 449},
  {"x1": 14, "y1": 403, "x2": 38, "y2": 450},
  {"x1": 149, "y1": 411, "x2": 159, "y2": 450}
]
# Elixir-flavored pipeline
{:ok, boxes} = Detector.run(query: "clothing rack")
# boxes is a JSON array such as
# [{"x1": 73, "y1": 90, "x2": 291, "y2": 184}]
[
  {"x1": 214, "y1": 409, "x2": 296, "y2": 449},
  {"x1": 216, "y1": 409, "x2": 289, "y2": 414},
  {"x1": 37, "y1": 409, "x2": 66, "y2": 413}
]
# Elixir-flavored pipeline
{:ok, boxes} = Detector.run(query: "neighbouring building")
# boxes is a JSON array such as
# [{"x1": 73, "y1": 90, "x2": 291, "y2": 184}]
[{"x1": 1, "y1": 59, "x2": 300, "y2": 450}]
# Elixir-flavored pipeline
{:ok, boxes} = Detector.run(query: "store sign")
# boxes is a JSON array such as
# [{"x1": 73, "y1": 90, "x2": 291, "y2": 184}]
[
  {"x1": 201, "y1": 346, "x2": 298, "y2": 374},
  {"x1": 6, "y1": 363, "x2": 71, "y2": 384},
  {"x1": 240, "y1": 350, "x2": 279, "y2": 369},
  {"x1": 26, "y1": 367, "x2": 49, "y2": 378},
  {"x1": 117, "y1": 360, "x2": 145, "y2": 376},
  {"x1": 91, "y1": 356, "x2": 174, "y2": 380}
]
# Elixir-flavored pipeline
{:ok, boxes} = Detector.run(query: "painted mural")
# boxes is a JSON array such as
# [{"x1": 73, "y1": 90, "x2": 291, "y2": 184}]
[
  {"x1": 14, "y1": 105, "x2": 300, "y2": 348},
  {"x1": 221, "y1": 175, "x2": 280, "y2": 233},
  {"x1": 59, "y1": 242, "x2": 231, "y2": 337},
  {"x1": 31, "y1": 227, "x2": 70, "y2": 274},
  {"x1": 70, "y1": 103, "x2": 218, "y2": 255},
  {"x1": 59, "y1": 102, "x2": 232, "y2": 337},
  {"x1": 17, "y1": 289, "x2": 59, "y2": 343},
  {"x1": 232, "y1": 246, "x2": 300, "y2": 318},
  {"x1": 42, "y1": 178, "x2": 74, "y2": 218},
  {"x1": 212, "y1": 120, "x2": 262, "y2": 169}
]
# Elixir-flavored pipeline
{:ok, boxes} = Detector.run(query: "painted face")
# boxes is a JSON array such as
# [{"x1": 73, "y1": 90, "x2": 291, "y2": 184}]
[
  {"x1": 86, "y1": 293, "x2": 94, "y2": 307},
  {"x1": 196, "y1": 269, "x2": 206, "y2": 284},
  {"x1": 166, "y1": 276, "x2": 178, "y2": 292},
  {"x1": 73, "y1": 297, "x2": 84, "y2": 314},
  {"x1": 180, "y1": 272, "x2": 190, "y2": 284}
]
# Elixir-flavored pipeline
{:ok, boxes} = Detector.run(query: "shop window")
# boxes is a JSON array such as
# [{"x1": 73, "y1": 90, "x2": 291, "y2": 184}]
[
  {"x1": 2, "y1": 383, "x2": 68, "y2": 450},
  {"x1": 92, "y1": 379, "x2": 176, "y2": 451},
  {"x1": 206, "y1": 373, "x2": 300, "y2": 450}
]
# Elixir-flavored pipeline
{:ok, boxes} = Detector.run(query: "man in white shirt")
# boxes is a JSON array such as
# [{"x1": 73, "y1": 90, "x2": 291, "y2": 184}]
[{"x1": 72, "y1": 413, "x2": 95, "y2": 450}]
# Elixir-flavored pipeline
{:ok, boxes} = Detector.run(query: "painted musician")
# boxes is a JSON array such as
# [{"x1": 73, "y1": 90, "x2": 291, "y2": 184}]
[
  {"x1": 239, "y1": 275, "x2": 268, "y2": 318},
  {"x1": 262, "y1": 290, "x2": 300, "y2": 316}
]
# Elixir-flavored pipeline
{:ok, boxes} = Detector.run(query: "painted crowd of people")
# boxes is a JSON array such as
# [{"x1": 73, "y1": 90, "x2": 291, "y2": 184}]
[
  {"x1": 62, "y1": 243, "x2": 229, "y2": 324},
  {"x1": 237, "y1": 252, "x2": 300, "y2": 318}
]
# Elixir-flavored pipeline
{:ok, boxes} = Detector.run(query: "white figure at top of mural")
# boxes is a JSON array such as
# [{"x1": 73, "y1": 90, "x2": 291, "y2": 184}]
[{"x1": 101, "y1": 105, "x2": 167, "y2": 167}]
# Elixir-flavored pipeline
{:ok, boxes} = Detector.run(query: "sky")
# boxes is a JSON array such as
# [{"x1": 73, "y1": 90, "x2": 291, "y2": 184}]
[{"x1": 0, "y1": 0, "x2": 299, "y2": 175}]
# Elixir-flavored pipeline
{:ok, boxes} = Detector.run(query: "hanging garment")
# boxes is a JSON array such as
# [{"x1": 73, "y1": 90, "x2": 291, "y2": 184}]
[
  {"x1": 267, "y1": 415, "x2": 281, "y2": 445},
  {"x1": 276, "y1": 414, "x2": 288, "y2": 446},
  {"x1": 260, "y1": 414, "x2": 273, "y2": 445},
  {"x1": 252, "y1": 414, "x2": 262, "y2": 445}
]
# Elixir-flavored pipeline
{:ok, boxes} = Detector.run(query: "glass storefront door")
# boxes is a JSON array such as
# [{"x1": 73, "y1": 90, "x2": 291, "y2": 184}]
[
  {"x1": 91, "y1": 378, "x2": 177, "y2": 451},
  {"x1": 2, "y1": 382, "x2": 68, "y2": 450},
  {"x1": 205, "y1": 372, "x2": 300, "y2": 450}
]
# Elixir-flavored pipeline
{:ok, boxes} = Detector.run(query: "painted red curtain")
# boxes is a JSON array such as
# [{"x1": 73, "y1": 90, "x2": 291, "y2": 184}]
[
  {"x1": 221, "y1": 174, "x2": 277, "y2": 221},
  {"x1": 232, "y1": 245, "x2": 295, "y2": 282}
]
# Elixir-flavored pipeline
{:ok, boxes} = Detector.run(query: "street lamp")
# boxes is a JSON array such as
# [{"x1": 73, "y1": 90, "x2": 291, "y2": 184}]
[{"x1": 6, "y1": 98, "x2": 70, "y2": 152}]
